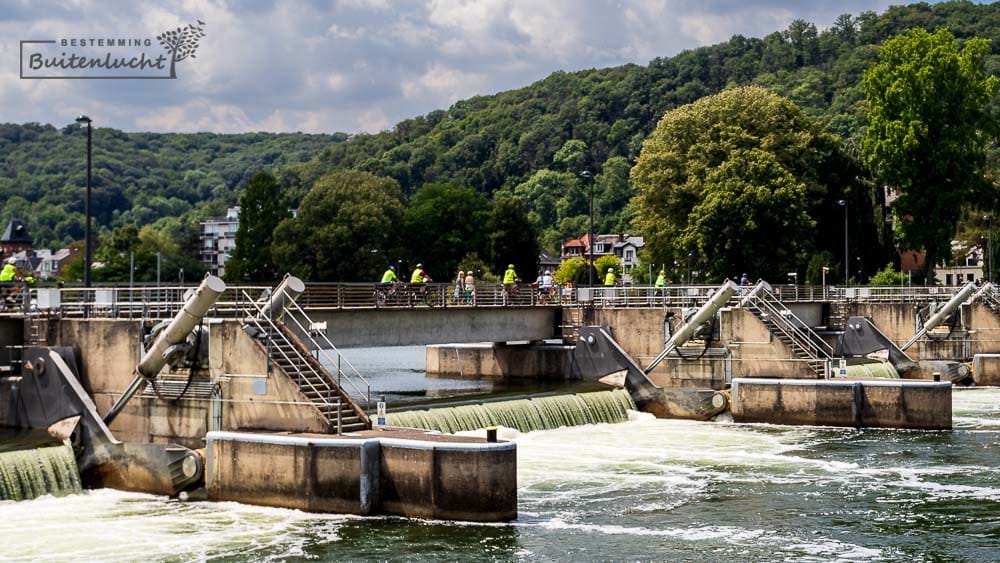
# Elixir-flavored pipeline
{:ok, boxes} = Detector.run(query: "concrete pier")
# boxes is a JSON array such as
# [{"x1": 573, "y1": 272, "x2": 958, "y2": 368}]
[
  {"x1": 730, "y1": 378, "x2": 952, "y2": 430},
  {"x1": 205, "y1": 428, "x2": 517, "y2": 521},
  {"x1": 425, "y1": 342, "x2": 575, "y2": 379},
  {"x1": 972, "y1": 354, "x2": 1000, "y2": 386}
]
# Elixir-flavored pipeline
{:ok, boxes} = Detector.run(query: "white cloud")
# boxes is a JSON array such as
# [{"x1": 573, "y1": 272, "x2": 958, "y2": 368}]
[{"x1": 0, "y1": 0, "x2": 907, "y2": 134}]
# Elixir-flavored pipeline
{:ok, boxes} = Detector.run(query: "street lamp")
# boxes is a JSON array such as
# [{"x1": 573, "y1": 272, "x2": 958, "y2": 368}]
[
  {"x1": 686, "y1": 252, "x2": 693, "y2": 285},
  {"x1": 838, "y1": 199, "x2": 848, "y2": 286},
  {"x1": 985, "y1": 215, "x2": 993, "y2": 283},
  {"x1": 821, "y1": 266, "x2": 829, "y2": 297},
  {"x1": 580, "y1": 170, "x2": 594, "y2": 286},
  {"x1": 76, "y1": 115, "x2": 93, "y2": 288}
]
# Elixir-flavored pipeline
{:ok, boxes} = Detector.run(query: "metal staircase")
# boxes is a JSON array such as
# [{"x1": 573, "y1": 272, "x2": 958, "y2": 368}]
[
  {"x1": 241, "y1": 289, "x2": 371, "y2": 434},
  {"x1": 740, "y1": 282, "x2": 833, "y2": 377},
  {"x1": 974, "y1": 283, "x2": 1000, "y2": 317}
]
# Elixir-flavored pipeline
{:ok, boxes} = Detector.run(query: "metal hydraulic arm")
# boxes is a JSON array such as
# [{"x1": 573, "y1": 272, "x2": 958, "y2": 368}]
[
  {"x1": 900, "y1": 281, "x2": 976, "y2": 351},
  {"x1": 644, "y1": 280, "x2": 739, "y2": 373},
  {"x1": 103, "y1": 275, "x2": 227, "y2": 425}
]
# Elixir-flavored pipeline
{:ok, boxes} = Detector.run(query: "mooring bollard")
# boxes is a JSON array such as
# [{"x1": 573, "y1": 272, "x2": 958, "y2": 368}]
[{"x1": 486, "y1": 426, "x2": 498, "y2": 443}]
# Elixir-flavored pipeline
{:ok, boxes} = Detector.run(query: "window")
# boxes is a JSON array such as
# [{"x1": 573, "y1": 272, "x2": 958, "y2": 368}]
[
  {"x1": 968, "y1": 273, "x2": 975, "y2": 282},
  {"x1": 946, "y1": 274, "x2": 953, "y2": 285}
]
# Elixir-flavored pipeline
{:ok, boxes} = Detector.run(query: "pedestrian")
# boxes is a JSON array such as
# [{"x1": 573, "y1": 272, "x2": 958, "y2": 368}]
[
  {"x1": 454, "y1": 270, "x2": 465, "y2": 303},
  {"x1": 739, "y1": 273, "x2": 749, "y2": 286},
  {"x1": 464, "y1": 270, "x2": 475, "y2": 304}
]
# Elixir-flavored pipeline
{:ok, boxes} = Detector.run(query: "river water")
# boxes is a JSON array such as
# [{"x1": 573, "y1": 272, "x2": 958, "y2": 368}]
[{"x1": 0, "y1": 347, "x2": 997, "y2": 561}]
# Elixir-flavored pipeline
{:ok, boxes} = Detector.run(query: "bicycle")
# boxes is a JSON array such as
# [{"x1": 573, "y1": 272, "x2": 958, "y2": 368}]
[
  {"x1": 502, "y1": 280, "x2": 521, "y2": 306},
  {"x1": 373, "y1": 282, "x2": 400, "y2": 308},
  {"x1": 405, "y1": 283, "x2": 437, "y2": 307}
]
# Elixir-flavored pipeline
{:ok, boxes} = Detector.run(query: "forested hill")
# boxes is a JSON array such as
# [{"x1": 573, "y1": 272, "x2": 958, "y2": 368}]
[
  {"x1": 284, "y1": 1, "x2": 1000, "y2": 252},
  {"x1": 0, "y1": 124, "x2": 345, "y2": 248},
  {"x1": 2, "y1": 1, "x2": 998, "y2": 257}
]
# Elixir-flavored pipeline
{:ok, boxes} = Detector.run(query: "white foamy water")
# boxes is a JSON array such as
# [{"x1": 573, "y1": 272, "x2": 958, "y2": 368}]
[{"x1": 0, "y1": 388, "x2": 996, "y2": 561}]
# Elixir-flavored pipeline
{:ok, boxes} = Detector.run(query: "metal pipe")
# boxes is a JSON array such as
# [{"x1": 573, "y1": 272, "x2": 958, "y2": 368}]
[
  {"x1": 900, "y1": 281, "x2": 976, "y2": 351},
  {"x1": 645, "y1": 280, "x2": 738, "y2": 373},
  {"x1": 104, "y1": 275, "x2": 227, "y2": 425},
  {"x1": 256, "y1": 275, "x2": 306, "y2": 320}
]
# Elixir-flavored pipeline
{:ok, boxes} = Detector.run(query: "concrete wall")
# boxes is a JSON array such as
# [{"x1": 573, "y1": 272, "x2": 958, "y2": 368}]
[
  {"x1": 294, "y1": 308, "x2": 559, "y2": 347},
  {"x1": 731, "y1": 378, "x2": 952, "y2": 430},
  {"x1": 425, "y1": 343, "x2": 575, "y2": 380},
  {"x1": 54, "y1": 319, "x2": 330, "y2": 447},
  {"x1": 206, "y1": 431, "x2": 517, "y2": 521}
]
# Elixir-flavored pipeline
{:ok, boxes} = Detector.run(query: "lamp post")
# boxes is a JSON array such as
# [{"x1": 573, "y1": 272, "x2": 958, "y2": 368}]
[
  {"x1": 580, "y1": 170, "x2": 594, "y2": 286},
  {"x1": 838, "y1": 199, "x2": 848, "y2": 286},
  {"x1": 686, "y1": 252, "x2": 693, "y2": 285},
  {"x1": 822, "y1": 266, "x2": 829, "y2": 298},
  {"x1": 76, "y1": 115, "x2": 93, "y2": 288},
  {"x1": 985, "y1": 215, "x2": 993, "y2": 283}
]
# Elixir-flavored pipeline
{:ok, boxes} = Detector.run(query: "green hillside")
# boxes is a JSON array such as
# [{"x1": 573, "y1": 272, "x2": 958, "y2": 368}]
[{"x1": 1, "y1": 1, "x2": 997, "y2": 282}]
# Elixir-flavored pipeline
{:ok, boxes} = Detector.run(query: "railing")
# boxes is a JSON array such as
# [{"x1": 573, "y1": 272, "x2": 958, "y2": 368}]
[
  {"x1": 239, "y1": 290, "x2": 344, "y2": 415},
  {"x1": 742, "y1": 284, "x2": 834, "y2": 372},
  {"x1": 279, "y1": 293, "x2": 371, "y2": 412},
  {"x1": 5, "y1": 281, "x2": 987, "y2": 318}
]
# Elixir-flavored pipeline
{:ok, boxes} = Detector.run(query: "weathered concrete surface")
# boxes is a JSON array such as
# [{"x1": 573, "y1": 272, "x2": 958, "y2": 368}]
[
  {"x1": 731, "y1": 378, "x2": 952, "y2": 430},
  {"x1": 206, "y1": 430, "x2": 517, "y2": 521},
  {"x1": 292, "y1": 308, "x2": 559, "y2": 347},
  {"x1": 53, "y1": 318, "x2": 330, "y2": 448},
  {"x1": 972, "y1": 354, "x2": 1000, "y2": 386},
  {"x1": 425, "y1": 343, "x2": 575, "y2": 379}
]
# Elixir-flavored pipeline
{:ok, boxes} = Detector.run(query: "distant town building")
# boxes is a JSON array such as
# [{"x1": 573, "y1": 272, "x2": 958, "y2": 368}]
[
  {"x1": 936, "y1": 241, "x2": 983, "y2": 286},
  {"x1": 560, "y1": 233, "x2": 645, "y2": 270},
  {"x1": 1, "y1": 218, "x2": 33, "y2": 261},
  {"x1": 200, "y1": 206, "x2": 240, "y2": 277}
]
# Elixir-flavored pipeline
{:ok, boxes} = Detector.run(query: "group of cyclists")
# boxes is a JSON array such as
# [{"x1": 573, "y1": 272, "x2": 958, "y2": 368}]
[{"x1": 375, "y1": 263, "x2": 561, "y2": 307}]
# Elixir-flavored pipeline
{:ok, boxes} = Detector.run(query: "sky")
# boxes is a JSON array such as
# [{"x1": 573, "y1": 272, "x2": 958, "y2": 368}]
[{"x1": 0, "y1": 0, "x2": 908, "y2": 135}]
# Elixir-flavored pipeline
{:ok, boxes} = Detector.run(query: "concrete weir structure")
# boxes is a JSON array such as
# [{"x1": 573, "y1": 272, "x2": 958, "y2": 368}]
[
  {"x1": 730, "y1": 378, "x2": 952, "y2": 429},
  {"x1": 206, "y1": 429, "x2": 517, "y2": 521}
]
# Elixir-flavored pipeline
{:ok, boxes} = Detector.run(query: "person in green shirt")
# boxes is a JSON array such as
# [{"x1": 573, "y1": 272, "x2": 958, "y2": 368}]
[
  {"x1": 502, "y1": 264, "x2": 519, "y2": 305},
  {"x1": 0, "y1": 262, "x2": 14, "y2": 282},
  {"x1": 380, "y1": 265, "x2": 397, "y2": 285}
]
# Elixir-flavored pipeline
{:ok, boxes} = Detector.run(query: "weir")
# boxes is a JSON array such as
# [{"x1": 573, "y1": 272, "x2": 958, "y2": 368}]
[
  {"x1": 0, "y1": 443, "x2": 81, "y2": 501},
  {"x1": 385, "y1": 389, "x2": 635, "y2": 433}
]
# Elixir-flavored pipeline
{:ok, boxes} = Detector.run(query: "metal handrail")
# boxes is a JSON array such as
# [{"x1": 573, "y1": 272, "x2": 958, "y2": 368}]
[
  {"x1": 238, "y1": 290, "x2": 343, "y2": 414},
  {"x1": 745, "y1": 287, "x2": 834, "y2": 366},
  {"x1": 279, "y1": 295, "x2": 371, "y2": 413}
]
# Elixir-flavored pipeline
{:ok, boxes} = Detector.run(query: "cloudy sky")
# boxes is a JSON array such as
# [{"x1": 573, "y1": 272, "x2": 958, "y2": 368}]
[{"x1": 0, "y1": 0, "x2": 908, "y2": 134}]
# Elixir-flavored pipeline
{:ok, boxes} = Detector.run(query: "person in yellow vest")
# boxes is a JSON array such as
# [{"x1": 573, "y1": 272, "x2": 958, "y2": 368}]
[
  {"x1": 604, "y1": 268, "x2": 616, "y2": 286},
  {"x1": 0, "y1": 261, "x2": 15, "y2": 282},
  {"x1": 410, "y1": 263, "x2": 430, "y2": 284},
  {"x1": 502, "y1": 264, "x2": 519, "y2": 305},
  {"x1": 654, "y1": 269, "x2": 666, "y2": 288}
]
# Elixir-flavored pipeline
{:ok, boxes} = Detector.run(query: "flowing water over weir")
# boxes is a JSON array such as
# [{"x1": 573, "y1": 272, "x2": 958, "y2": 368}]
[
  {"x1": 0, "y1": 444, "x2": 81, "y2": 501},
  {"x1": 386, "y1": 389, "x2": 635, "y2": 433}
]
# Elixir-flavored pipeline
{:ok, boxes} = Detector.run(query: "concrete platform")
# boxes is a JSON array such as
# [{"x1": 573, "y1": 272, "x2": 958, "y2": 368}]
[
  {"x1": 972, "y1": 354, "x2": 1000, "y2": 386},
  {"x1": 205, "y1": 428, "x2": 517, "y2": 521},
  {"x1": 730, "y1": 378, "x2": 952, "y2": 430}
]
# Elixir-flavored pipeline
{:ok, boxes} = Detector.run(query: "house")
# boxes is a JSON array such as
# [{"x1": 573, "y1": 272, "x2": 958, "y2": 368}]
[
  {"x1": 560, "y1": 233, "x2": 644, "y2": 270},
  {"x1": 200, "y1": 206, "x2": 240, "y2": 277},
  {"x1": 936, "y1": 242, "x2": 983, "y2": 286},
  {"x1": 35, "y1": 248, "x2": 77, "y2": 279},
  {"x1": 536, "y1": 250, "x2": 561, "y2": 274},
  {"x1": 1, "y1": 218, "x2": 33, "y2": 261},
  {"x1": 613, "y1": 236, "x2": 644, "y2": 270}
]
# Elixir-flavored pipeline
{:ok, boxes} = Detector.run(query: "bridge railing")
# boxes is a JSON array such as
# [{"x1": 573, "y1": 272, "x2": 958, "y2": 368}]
[{"x1": 11, "y1": 281, "x2": 979, "y2": 318}]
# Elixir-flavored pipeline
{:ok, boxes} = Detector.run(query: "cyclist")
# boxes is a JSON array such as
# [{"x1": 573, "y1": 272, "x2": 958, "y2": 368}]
[
  {"x1": 381, "y1": 265, "x2": 398, "y2": 285},
  {"x1": 410, "y1": 263, "x2": 432, "y2": 301},
  {"x1": 604, "y1": 268, "x2": 616, "y2": 286},
  {"x1": 502, "y1": 263, "x2": 519, "y2": 304},
  {"x1": 533, "y1": 270, "x2": 555, "y2": 304}
]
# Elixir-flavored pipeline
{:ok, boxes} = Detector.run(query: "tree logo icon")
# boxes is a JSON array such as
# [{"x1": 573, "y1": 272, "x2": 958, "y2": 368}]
[{"x1": 156, "y1": 20, "x2": 206, "y2": 79}]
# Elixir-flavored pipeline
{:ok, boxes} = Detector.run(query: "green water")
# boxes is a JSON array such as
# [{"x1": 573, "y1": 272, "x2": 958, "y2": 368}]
[
  {"x1": 385, "y1": 388, "x2": 635, "y2": 433},
  {"x1": 0, "y1": 444, "x2": 81, "y2": 501}
]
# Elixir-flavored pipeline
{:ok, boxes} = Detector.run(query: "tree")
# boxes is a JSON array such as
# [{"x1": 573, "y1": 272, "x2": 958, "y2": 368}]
[
  {"x1": 401, "y1": 182, "x2": 490, "y2": 280},
  {"x1": 862, "y1": 28, "x2": 998, "y2": 281},
  {"x1": 225, "y1": 170, "x2": 290, "y2": 283},
  {"x1": 271, "y1": 170, "x2": 406, "y2": 281},
  {"x1": 486, "y1": 196, "x2": 539, "y2": 279},
  {"x1": 630, "y1": 86, "x2": 843, "y2": 281}
]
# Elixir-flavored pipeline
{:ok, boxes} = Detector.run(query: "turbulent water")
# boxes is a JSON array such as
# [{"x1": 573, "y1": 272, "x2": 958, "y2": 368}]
[{"x1": 0, "y1": 388, "x2": 997, "y2": 561}]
